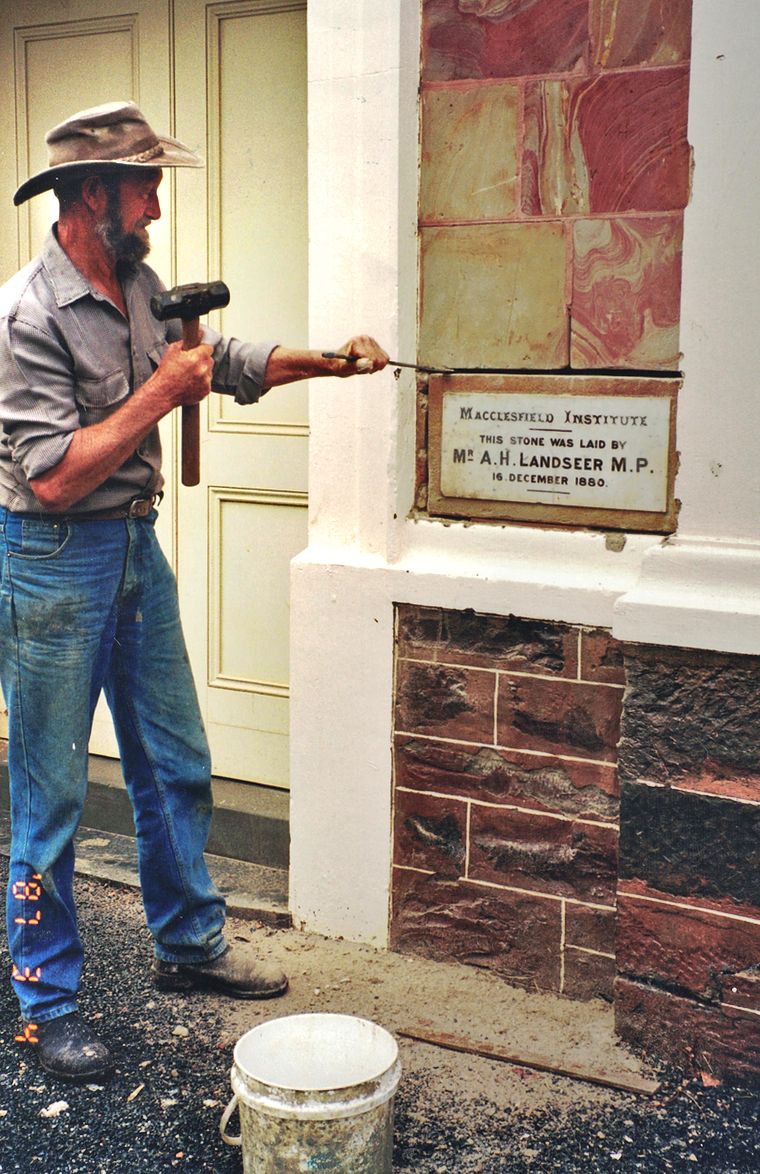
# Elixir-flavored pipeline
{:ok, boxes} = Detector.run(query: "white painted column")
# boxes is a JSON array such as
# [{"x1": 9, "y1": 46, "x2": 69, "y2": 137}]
[
  {"x1": 614, "y1": 0, "x2": 760, "y2": 653},
  {"x1": 304, "y1": 0, "x2": 419, "y2": 560},
  {"x1": 289, "y1": 0, "x2": 419, "y2": 942}
]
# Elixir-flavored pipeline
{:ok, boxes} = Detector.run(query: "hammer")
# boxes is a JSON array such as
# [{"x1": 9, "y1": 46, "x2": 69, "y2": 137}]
[{"x1": 150, "y1": 281, "x2": 230, "y2": 486}]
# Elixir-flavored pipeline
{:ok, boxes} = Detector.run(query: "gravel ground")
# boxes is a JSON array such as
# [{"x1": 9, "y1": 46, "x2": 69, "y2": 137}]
[{"x1": 0, "y1": 864, "x2": 758, "y2": 1173}]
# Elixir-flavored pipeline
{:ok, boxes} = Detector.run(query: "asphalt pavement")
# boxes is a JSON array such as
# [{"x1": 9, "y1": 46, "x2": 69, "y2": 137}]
[{"x1": 0, "y1": 851, "x2": 758, "y2": 1172}]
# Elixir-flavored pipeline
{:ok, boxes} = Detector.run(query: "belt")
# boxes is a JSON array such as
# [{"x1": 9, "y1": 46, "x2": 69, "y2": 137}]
[
  {"x1": 4, "y1": 490, "x2": 160, "y2": 523},
  {"x1": 8, "y1": 495, "x2": 161, "y2": 523},
  {"x1": 63, "y1": 495, "x2": 161, "y2": 521}
]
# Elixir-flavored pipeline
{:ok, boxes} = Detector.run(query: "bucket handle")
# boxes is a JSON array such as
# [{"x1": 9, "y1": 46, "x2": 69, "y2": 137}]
[{"x1": 219, "y1": 1094, "x2": 242, "y2": 1147}]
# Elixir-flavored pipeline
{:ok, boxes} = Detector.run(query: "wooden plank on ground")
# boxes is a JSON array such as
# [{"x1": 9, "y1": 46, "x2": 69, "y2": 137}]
[{"x1": 398, "y1": 1026, "x2": 661, "y2": 1096}]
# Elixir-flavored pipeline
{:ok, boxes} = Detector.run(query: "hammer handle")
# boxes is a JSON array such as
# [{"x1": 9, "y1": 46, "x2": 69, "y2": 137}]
[{"x1": 181, "y1": 318, "x2": 202, "y2": 486}]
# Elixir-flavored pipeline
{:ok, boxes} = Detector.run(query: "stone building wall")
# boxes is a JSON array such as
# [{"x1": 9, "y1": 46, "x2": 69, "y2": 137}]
[
  {"x1": 389, "y1": 0, "x2": 760, "y2": 1084},
  {"x1": 615, "y1": 646, "x2": 760, "y2": 1081},
  {"x1": 391, "y1": 611, "x2": 760, "y2": 1081},
  {"x1": 391, "y1": 604, "x2": 623, "y2": 1002}
]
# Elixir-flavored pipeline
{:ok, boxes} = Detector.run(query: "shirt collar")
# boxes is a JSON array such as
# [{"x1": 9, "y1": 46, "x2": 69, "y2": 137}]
[
  {"x1": 41, "y1": 227, "x2": 99, "y2": 308},
  {"x1": 41, "y1": 226, "x2": 143, "y2": 311}
]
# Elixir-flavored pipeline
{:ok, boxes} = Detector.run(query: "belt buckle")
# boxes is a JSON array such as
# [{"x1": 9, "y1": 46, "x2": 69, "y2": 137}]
[{"x1": 127, "y1": 497, "x2": 152, "y2": 518}]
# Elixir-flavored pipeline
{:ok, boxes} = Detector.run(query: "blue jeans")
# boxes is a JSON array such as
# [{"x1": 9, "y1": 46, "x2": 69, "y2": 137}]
[{"x1": 0, "y1": 509, "x2": 227, "y2": 1024}]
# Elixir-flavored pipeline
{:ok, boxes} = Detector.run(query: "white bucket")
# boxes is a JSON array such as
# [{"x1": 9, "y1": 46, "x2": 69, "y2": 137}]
[{"x1": 220, "y1": 1012, "x2": 402, "y2": 1173}]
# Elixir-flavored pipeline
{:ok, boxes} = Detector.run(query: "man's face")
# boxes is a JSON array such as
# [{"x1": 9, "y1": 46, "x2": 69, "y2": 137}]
[{"x1": 98, "y1": 169, "x2": 163, "y2": 269}]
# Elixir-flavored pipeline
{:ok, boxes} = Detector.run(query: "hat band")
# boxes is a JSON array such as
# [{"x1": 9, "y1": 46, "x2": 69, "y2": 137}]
[{"x1": 116, "y1": 142, "x2": 164, "y2": 164}]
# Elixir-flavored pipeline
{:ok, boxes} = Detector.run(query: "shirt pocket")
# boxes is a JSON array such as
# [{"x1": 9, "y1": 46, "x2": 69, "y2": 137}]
[
  {"x1": 75, "y1": 369, "x2": 131, "y2": 423},
  {"x1": 147, "y1": 339, "x2": 169, "y2": 372}
]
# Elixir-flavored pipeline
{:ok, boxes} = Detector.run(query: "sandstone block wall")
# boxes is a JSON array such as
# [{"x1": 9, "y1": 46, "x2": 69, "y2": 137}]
[{"x1": 391, "y1": 604, "x2": 624, "y2": 1002}]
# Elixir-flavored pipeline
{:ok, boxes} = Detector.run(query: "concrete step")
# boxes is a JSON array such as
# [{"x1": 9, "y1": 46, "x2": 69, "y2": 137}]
[
  {"x1": 0, "y1": 812, "x2": 290, "y2": 926},
  {"x1": 0, "y1": 750, "x2": 290, "y2": 871}
]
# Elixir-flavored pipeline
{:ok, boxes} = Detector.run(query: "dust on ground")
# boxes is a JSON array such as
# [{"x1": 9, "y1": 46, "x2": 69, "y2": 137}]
[{"x1": 0, "y1": 869, "x2": 758, "y2": 1172}]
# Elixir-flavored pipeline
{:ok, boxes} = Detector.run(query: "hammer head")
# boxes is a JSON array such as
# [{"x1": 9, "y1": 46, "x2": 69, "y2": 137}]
[{"x1": 150, "y1": 280, "x2": 230, "y2": 323}]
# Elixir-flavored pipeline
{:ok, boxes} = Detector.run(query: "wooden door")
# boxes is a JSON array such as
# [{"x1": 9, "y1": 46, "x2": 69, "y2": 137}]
[
  {"x1": 173, "y1": 0, "x2": 309, "y2": 787},
  {"x1": 0, "y1": 0, "x2": 309, "y2": 788}
]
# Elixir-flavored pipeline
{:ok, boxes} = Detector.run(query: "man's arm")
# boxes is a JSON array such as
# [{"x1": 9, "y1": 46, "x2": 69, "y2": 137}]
[
  {"x1": 30, "y1": 341, "x2": 213, "y2": 512},
  {"x1": 27, "y1": 334, "x2": 388, "y2": 512},
  {"x1": 263, "y1": 335, "x2": 388, "y2": 388}
]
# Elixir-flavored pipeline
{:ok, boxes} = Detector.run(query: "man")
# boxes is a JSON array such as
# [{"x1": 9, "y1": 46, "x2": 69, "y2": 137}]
[{"x1": 0, "y1": 101, "x2": 388, "y2": 1083}]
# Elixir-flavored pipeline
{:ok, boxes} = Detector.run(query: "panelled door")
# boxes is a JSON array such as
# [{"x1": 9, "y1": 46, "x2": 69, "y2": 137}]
[
  {"x1": 174, "y1": 0, "x2": 308, "y2": 786},
  {"x1": 0, "y1": 0, "x2": 309, "y2": 789}
]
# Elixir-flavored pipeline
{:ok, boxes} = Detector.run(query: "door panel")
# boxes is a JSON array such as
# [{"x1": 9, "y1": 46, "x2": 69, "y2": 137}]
[{"x1": 174, "y1": 0, "x2": 309, "y2": 788}]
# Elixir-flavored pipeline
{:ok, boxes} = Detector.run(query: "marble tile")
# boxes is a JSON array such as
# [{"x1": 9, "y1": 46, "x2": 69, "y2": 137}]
[
  {"x1": 419, "y1": 223, "x2": 569, "y2": 369},
  {"x1": 420, "y1": 84, "x2": 519, "y2": 222},
  {"x1": 580, "y1": 627, "x2": 627, "y2": 685},
  {"x1": 563, "y1": 948, "x2": 615, "y2": 1001},
  {"x1": 469, "y1": 804, "x2": 618, "y2": 902},
  {"x1": 617, "y1": 893, "x2": 760, "y2": 1002},
  {"x1": 592, "y1": 0, "x2": 692, "y2": 69},
  {"x1": 497, "y1": 674, "x2": 622, "y2": 762},
  {"x1": 394, "y1": 736, "x2": 619, "y2": 822},
  {"x1": 422, "y1": 0, "x2": 590, "y2": 82},
  {"x1": 565, "y1": 902, "x2": 617, "y2": 952},
  {"x1": 521, "y1": 67, "x2": 691, "y2": 216},
  {"x1": 522, "y1": 80, "x2": 588, "y2": 217},
  {"x1": 393, "y1": 789, "x2": 468, "y2": 878},
  {"x1": 571, "y1": 216, "x2": 683, "y2": 369}
]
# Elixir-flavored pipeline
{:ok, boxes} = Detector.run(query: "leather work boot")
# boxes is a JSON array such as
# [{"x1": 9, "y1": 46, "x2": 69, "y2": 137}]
[
  {"x1": 152, "y1": 945, "x2": 288, "y2": 1000},
  {"x1": 27, "y1": 1012, "x2": 114, "y2": 1083}
]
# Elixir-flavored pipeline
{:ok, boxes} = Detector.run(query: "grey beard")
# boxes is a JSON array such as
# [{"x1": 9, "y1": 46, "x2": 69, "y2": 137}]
[{"x1": 95, "y1": 200, "x2": 151, "y2": 273}]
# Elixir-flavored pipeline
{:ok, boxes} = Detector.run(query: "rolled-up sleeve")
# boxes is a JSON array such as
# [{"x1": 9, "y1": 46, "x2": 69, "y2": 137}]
[
  {"x1": 0, "y1": 313, "x2": 77, "y2": 481},
  {"x1": 204, "y1": 327, "x2": 280, "y2": 405}
]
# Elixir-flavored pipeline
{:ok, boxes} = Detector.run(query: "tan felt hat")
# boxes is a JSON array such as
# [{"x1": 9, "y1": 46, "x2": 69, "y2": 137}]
[{"x1": 14, "y1": 100, "x2": 203, "y2": 206}]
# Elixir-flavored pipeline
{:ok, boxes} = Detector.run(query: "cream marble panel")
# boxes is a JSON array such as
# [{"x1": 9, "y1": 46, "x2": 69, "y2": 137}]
[
  {"x1": 523, "y1": 80, "x2": 589, "y2": 218},
  {"x1": 420, "y1": 83, "x2": 519, "y2": 222},
  {"x1": 419, "y1": 223, "x2": 569, "y2": 369}
]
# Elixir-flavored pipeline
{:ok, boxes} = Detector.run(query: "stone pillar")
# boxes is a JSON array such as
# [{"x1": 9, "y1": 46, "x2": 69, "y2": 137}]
[
  {"x1": 610, "y1": 0, "x2": 760, "y2": 1083},
  {"x1": 615, "y1": 646, "x2": 760, "y2": 1081}
]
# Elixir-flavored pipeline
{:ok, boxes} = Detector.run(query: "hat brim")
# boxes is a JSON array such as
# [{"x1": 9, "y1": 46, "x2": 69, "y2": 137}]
[{"x1": 13, "y1": 134, "x2": 203, "y2": 206}]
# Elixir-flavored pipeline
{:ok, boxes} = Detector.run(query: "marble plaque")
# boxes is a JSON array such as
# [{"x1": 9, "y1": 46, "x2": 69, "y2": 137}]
[{"x1": 428, "y1": 374, "x2": 679, "y2": 532}]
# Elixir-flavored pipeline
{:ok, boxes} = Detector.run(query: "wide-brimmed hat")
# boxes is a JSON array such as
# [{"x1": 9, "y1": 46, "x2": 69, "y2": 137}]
[{"x1": 13, "y1": 100, "x2": 203, "y2": 206}]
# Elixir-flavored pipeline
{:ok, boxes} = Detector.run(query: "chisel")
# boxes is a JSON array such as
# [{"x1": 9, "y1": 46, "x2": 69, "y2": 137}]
[{"x1": 322, "y1": 351, "x2": 454, "y2": 374}]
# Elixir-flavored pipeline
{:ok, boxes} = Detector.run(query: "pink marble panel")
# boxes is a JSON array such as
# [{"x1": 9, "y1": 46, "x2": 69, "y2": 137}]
[
  {"x1": 422, "y1": 0, "x2": 589, "y2": 82},
  {"x1": 592, "y1": 0, "x2": 692, "y2": 69},
  {"x1": 522, "y1": 68, "x2": 690, "y2": 216},
  {"x1": 522, "y1": 80, "x2": 585, "y2": 217},
  {"x1": 571, "y1": 216, "x2": 683, "y2": 369}
]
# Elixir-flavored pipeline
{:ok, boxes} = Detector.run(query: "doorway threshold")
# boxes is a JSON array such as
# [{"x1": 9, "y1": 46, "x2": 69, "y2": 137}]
[{"x1": 0, "y1": 749, "x2": 290, "y2": 925}]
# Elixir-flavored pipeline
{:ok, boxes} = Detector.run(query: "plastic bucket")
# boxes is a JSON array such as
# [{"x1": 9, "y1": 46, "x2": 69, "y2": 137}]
[{"x1": 220, "y1": 1012, "x2": 402, "y2": 1173}]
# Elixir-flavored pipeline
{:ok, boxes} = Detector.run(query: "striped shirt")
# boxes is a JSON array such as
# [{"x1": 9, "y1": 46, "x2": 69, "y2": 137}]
[{"x1": 0, "y1": 228, "x2": 277, "y2": 513}]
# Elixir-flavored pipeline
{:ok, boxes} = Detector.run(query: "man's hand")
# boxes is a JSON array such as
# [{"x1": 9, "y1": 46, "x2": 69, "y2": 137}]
[
  {"x1": 148, "y1": 340, "x2": 214, "y2": 409},
  {"x1": 330, "y1": 335, "x2": 389, "y2": 377},
  {"x1": 29, "y1": 341, "x2": 214, "y2": 512},
  {"x1": 263, "y1": 337, "x2": 389, "y2": 388}
]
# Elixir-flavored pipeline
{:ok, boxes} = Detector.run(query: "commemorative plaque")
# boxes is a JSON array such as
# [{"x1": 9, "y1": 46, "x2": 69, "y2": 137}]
[{"x1": 427, "y1": 374, "x2": 679, "y2": 532}]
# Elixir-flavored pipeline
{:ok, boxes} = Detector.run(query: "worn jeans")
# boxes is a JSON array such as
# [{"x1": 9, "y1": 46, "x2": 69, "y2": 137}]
[{"x1": 0, "y1": 508, "x2": 227, "y2": 1024}]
